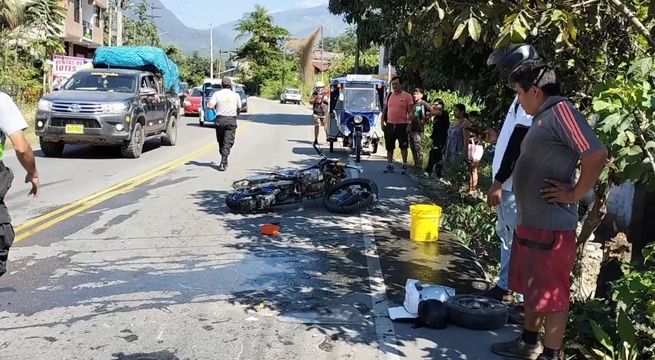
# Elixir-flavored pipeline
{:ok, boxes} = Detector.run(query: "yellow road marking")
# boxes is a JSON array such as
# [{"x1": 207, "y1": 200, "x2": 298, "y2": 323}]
[
  {"x1": 14, "y1": 116, "x2": 254, "y2": 243},
  {"x1": 14, "y1": 143, "x2": 217, "y2": 243}
]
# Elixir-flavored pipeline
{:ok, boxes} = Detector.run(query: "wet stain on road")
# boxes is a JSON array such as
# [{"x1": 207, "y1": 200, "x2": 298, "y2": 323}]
[
  {"x1": 112, "y1": 350, "x2": 180, "y2": 360},
  {"x1": 120, "y1": 334, "x2": 139, "y2": 343},
  {"x1": 93, "y1": 210, "x2": 140, "y2": 235}
]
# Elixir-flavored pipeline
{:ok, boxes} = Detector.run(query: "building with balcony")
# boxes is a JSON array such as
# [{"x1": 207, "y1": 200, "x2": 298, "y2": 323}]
[{"x1": 60, "y1": 0, "x2": 108, "y2": 58}]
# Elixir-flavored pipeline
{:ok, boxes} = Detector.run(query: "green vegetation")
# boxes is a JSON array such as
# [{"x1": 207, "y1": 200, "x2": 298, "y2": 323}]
[{"x1": 329, "y1": 1, "x2": 655, "y2": 357}]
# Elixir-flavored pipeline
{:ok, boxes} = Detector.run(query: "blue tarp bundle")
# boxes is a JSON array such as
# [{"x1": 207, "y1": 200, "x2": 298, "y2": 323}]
[{"x1": 92, "y1": 46, "x2": 181, "y2": 94}]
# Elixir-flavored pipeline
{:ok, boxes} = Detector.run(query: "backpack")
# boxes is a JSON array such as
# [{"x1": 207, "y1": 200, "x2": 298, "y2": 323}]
[{"x1": 313, "y1": 94, "x2": 326, "y2": 116}]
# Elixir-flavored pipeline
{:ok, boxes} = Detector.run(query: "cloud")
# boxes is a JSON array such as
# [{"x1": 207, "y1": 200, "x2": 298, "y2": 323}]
[{"x1": 298, "y1": 0, "x2": 329, "y2": 8}]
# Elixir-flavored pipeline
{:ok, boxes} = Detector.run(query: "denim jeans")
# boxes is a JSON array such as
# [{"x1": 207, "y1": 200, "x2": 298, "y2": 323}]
[{"x1": 496, "y1": 190, "x2": 518, "y2": 292}]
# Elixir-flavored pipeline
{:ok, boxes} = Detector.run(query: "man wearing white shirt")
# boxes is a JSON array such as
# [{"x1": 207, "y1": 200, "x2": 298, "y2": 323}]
[
  {"x1": 208, "y1": 77, "x2": 241, "y2": 171},
  {"x1": 483, "y1": 44, "x2": 540, "y2": 303},
  {"x1": 0, "y1": 91, "x2": 40, "y2": 277}
]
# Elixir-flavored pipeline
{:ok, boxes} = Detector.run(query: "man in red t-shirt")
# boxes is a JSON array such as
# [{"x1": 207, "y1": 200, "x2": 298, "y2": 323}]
[{"x1": 382, "y1": 76, "x2": 414, "y2": 174}]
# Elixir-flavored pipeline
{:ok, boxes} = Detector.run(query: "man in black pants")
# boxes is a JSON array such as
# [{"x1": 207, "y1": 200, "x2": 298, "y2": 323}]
[
  {"x1": 425, "y1": 99, "x2": 449, "y2": 177},
  {"x1": 208, "y1": 77, "x2": 241, "y2": 171}
]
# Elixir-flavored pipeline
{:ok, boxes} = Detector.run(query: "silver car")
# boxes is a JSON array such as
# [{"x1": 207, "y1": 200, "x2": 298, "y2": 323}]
[{"x1": 280, "y1": 88, "x2": 302, "y2": 104}]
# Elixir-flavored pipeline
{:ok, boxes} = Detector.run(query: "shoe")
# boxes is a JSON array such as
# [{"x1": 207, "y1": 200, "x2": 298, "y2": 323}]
[
  {"x1": 401, "y1": 164, "x2": 408, "y2": 175},
  {"x1": 383, "y1": 164, "x2": 394, "y2": 173},
  {"x1": 313, "y1": 139, "x2": 318, "y2": 146},
  {"x1": 490, "y1": 336, "x2": 543, "y2": 359},
  {"x1": 479, "y1": 285, "x2": 515, "y2": 305},
  {"x1": 217, "y1": 163, "x2": 226, "y2": 171}
]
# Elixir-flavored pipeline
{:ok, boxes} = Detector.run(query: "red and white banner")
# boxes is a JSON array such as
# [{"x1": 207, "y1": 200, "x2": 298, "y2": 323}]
[{"x1": 52, "y1": 55, "x2": 92, "y2": 89}]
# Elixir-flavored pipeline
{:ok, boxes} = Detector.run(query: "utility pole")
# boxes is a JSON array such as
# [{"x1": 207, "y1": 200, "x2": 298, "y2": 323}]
[
  {"x1": 210, "y1": 24, "x2": 214, "y2": 78},
  {"x1": 108, "y1": 4, "x2": 113, "y2": 46},
  {"x1": 116, "y1": 0, "x2": 124, "y2": 46}
]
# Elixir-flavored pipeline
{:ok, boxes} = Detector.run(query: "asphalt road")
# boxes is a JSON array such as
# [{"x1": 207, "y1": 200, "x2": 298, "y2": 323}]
[{"x1": 0, "y1": 97, "x2": 517, "y2": 359}]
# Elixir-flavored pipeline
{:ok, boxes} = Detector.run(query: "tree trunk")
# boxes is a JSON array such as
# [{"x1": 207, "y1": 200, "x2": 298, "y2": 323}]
[
  {"x1": 577, "y1": 179, "x2": 610, "y2": 253},
  {"x1": 650, "y1": 0, "x2": 655, "y2": 19}
]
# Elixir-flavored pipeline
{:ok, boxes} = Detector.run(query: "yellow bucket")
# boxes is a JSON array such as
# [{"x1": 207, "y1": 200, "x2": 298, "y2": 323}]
[{"x1": 410, "y1": 204, "x2": 442, "y2": 242}]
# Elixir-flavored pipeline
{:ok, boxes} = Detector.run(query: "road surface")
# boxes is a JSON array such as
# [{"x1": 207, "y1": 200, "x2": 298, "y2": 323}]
[{"x1": 0, "y1": 97, "x2": 517, "y2": 359}]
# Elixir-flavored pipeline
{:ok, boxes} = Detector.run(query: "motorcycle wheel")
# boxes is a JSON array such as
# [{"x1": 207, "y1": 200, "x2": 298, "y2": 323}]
[
  {"x1": 355, "y1": 133, "x2": 362, "y2": 163},
  {"x1": 445, "y1": 294, "x2": 509, "y2": 330},
  {"x1": 322, "y1": 178, "x2": 378, "y2": 214},
  {"x1": 226, "y1": 190, "x2": 272, "y2": 213}
]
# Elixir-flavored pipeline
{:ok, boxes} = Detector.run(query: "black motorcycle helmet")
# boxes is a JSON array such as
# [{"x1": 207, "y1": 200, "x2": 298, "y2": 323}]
[
  {"x1": 487, "y1": 43, "x2": 541, "y2": 88},
  {"x1": 417, "y1": 299, "x2": 448, "y2": 329}
]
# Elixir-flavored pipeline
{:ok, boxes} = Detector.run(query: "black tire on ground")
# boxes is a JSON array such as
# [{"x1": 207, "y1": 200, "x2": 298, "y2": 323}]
[
  {"x1": 355, "y1": 133, "x2": 362, "y2": 163},
  {"x1": 445, "y1": 294, "x2": 508, "y2": 330},
  {"x1": 161, "y1": 113, "x2": 178, "y2": 146},
  {"x1": 121, "y1": 122, "x2": 145, "y2": 158},
  {"x1": 322, "y1": 178, "x2": 378, "y2": 214},
  {"x1": 40, "y1": 138, "x2": 64, "y2": 157}
]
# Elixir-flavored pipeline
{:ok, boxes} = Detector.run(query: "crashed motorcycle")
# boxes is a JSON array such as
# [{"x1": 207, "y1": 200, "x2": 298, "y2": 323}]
[{"x1": 226, "y1": 145, "x2": 379, "y2": 214}]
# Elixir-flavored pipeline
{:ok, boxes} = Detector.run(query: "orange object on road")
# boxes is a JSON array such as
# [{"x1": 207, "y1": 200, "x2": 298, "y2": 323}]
[{"x1": 260, "y1": 223, "x2": 280, "y2": 236}]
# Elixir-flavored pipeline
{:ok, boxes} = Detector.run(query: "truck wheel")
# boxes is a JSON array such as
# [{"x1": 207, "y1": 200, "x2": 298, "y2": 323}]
[
  {"x1": 40, "y1": 138, "x2": 64, "y2": 157},
  {"x1": 121, "y1": 122, "x2": 145, "y2": 158},
  {"x1": 161, "y1": 114, "x2": 177, "y2": 146}
]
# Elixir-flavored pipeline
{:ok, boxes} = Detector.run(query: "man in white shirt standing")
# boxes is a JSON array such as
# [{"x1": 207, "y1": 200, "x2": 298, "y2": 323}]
[
  {"x1": 208, "y1": 77, "x2": 241, "y2": 171},
  {"x1": 483, "y1": 44, "x2": 540, "y2": 304},
  {"x1": 0, "y1": 91, "x2": 40, "y2": 277}
]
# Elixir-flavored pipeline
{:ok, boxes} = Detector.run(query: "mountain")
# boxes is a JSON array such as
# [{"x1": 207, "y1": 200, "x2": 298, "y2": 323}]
[{"x1": 145, "y1": 0, "x2": 347, "y2": 55}]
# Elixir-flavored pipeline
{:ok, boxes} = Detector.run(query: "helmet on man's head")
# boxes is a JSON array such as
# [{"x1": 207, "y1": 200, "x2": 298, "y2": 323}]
[
  {"x1": 487, "y1": 43, "x2": 540, "y2": 86},
  {"x1": 315, "y1": 81, "x2": 325, "y2": 89}
]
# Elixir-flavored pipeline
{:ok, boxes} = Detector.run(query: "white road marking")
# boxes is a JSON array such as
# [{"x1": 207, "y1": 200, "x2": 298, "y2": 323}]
[{"x1": 347, "y1": 164, "x2": 400, "y2": 360}]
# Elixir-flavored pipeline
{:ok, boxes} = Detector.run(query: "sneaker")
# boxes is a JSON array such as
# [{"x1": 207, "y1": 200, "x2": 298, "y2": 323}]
[
  {"x1": 401, "y1": 164, "x2": 408, "y2": 175},
  {"x1": 479, "y1": 285, "x2": 515, "y2": 305},
  {"x1": 218, "y1": 163, "x2": 226, "y2": 172},
  {"x1": 490, "y1": 336, "x2": 543, "y2": 359},
  {"x1": 383, "y1": 164, "x2": 394, "y2": 173},
  {"x1": 313, "y1": 139, "x2": 319, "y2": 146}
]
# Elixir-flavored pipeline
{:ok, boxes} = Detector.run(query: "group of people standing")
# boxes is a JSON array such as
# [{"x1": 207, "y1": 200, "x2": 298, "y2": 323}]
[
  {"x1": 381, "y1": 75, "x2": 485, "y2": 194},
  {"x1": 374, "y1": 43, "x2": 609, "y2": 360}
]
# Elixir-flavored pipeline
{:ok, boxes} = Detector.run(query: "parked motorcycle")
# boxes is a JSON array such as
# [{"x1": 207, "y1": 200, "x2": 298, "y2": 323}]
[{"x1": 226, "y1": 145, "x2": 379, "y2": 214}]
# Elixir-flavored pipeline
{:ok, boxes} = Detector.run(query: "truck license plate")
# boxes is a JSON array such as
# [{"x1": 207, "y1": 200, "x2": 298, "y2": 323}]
[{"x1": 65, "y1": 124, "x2": 84, "y2": 134}]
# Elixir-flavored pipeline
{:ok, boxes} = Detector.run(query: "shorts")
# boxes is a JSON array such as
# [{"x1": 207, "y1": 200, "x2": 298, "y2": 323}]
[
  {"x1": 313, "y1": 114, "x2": 326, "y2": 127},
  {"x1": 509, "y1": 225, "x2": 576, "y2": 313},
  {"x1": 384, "y1": 123, "x2": 409, "y2": 151}
]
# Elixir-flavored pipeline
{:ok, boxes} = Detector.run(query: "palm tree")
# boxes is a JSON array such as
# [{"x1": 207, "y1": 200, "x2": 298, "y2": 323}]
[{"x1": 234, "y1": 5, "x2": 275, "y2": 42}]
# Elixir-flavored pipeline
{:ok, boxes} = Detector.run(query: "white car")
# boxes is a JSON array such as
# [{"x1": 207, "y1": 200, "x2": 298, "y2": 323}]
[{"x1": 280, "y1": 88, "x2": 302, "y2": 104}]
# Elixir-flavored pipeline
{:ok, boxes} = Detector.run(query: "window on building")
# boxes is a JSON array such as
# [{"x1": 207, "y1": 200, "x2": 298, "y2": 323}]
[
  {"x1": 73, "y1": 0, "x2": 81, "y2": 23},
  {"x1": 95, "y1": 6, "x2": 101, "y2": 27}
]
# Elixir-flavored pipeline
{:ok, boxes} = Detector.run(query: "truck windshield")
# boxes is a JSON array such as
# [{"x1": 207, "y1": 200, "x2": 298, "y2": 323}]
[
  {"x1": 344, "y1": 88, "x2": 380, "y2": 111},
  {"x1": 64, "y1": 72, "x2": 136, "y2": 93}
]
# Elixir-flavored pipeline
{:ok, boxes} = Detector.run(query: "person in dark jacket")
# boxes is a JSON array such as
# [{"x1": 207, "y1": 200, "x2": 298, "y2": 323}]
[{"x1": 424, "y1": 99, "x2": 449, "y2": 177}]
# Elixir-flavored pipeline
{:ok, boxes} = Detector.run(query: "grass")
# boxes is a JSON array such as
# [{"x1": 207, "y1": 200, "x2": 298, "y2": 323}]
[{"x1": 5, "y1": 103, "x2": 39, "y2": 150}]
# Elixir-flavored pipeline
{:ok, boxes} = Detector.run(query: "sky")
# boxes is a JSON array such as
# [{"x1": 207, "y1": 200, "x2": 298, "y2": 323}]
[{"x1": 157, "y1": 0, "x2": 329, "y2": 30}]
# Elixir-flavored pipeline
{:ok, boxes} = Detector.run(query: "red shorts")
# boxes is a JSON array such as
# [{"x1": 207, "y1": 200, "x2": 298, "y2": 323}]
[{"x1": 509, "y1": 225, "x2": 576, "y2": 313}]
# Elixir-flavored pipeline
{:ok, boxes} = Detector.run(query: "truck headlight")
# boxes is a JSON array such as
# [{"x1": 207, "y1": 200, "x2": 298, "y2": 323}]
[
  {"x1": 353, "y1": 115, "x2": 363, "y2": 124},
  {"x1": 102, "y1": 102, "x2": 129, "y2": 114},
  {"x1": 37, "y1": 99, "x2": 52, "y2": 111}
]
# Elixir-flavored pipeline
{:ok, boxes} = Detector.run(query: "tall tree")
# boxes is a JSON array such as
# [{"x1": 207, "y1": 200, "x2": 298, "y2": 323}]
[
  {"x1": 233, "y1": 5, "x2": 290, "y2": 93},
  {"x1": 123, "y1": 0, "x2": 160, "y2": 47}
]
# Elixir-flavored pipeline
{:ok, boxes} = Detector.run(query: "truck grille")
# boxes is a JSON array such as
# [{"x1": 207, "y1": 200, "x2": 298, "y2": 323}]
[
  {"x1": 52, "y1": 101, "x2": 103, "y2": 114},
  {"x1": 50, "y1": 118, "x2": 102, "y2": 128}
]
